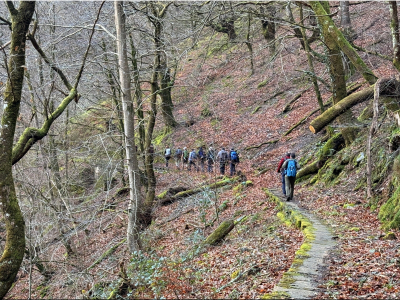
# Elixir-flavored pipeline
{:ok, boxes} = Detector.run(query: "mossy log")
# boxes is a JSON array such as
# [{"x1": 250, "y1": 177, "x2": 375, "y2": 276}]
[
  {"x1": 203, "y1": 219, "x2": 235, "y2": 245},
  {"x1": 157, "y1": 177, "x2": 238, "y2": 205},
  {"x1": 309, "y1": 79, "x2": 400, "y2": 134},
  {"x1": 297, "y1": 133, "x2": 345, "y2": 179}
]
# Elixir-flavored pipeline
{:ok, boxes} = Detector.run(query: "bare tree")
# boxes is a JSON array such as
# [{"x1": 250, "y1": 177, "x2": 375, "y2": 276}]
[{"x1": 114, "y1": 0, "x2": 141, "y2": 252}]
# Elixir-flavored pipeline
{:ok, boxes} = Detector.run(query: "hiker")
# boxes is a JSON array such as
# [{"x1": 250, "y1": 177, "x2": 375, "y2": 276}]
[
  {"x1": 216, "y1": 147, "x2": 229, "y2": 175},
  {"x1": 282, "y1": 153, "x2": 301, "y2": 201},
  {"x1": 198, "y1": 146, "x2": 206, "y2": 172},
  {"x1": 164, "y1": 146, "x2": 171, "y2": 168},
  {"x1": 188, "y1": 149, "x2": 198, "y2": 171},
  {"x1": 183, "y1": 147, "x2": 189, "y2": 169},
  {"x1": 277, "y1": 152, "x2": 291, "y2": 196},
  {"x1": 229, "y1": 148, "x2": 240, "y2": 176},
  {"x1": 207, "y1": 146, "x2": 215, "y2": 173},
  {"x1": 175, "y1": 147, "x2": 183, "y2": 169}
]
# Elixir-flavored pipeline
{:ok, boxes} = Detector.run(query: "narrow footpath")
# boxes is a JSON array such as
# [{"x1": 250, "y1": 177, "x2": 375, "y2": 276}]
[{"x1": 268, "y1": 188, "x2": 336, "y2": 299}]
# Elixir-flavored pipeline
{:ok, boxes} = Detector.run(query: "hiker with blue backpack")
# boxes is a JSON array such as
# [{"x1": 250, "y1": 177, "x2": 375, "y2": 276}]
[
  {"x1": 282, "y1": 153, "x2": 300, "y2": 201},
  {"x1": 229, "y1": 148, "x2": 240, "y2": 176},
  {"x1": 277, "y1": 153, "x2": 291, "y2": 196}
]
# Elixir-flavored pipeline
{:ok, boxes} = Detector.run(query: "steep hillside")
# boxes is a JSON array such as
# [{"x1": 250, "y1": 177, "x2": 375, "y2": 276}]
[{"x1": 6, "y1": 1, "x2": 400, "y2": 299}]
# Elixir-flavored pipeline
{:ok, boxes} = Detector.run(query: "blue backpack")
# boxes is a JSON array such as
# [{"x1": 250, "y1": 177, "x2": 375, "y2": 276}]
[
  {"x1": 286, "y1": 160, "x2": 297, "y2": 177},
  {"x1": 230, "y1": 151, "x2": 239, "y2": 162}
]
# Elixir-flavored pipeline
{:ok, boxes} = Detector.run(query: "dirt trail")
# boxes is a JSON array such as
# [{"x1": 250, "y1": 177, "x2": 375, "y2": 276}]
[{"x1": 269, "y1": 189, "x2": 336, "y2": 298}]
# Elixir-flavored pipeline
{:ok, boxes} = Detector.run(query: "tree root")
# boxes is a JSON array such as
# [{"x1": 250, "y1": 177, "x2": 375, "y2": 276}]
[
  {"x1": 282, "y1": 86, "x2": 311, "y2": 114},
  {"x1": 244, "y1": 140, "x2": 278, "y2": 151}
]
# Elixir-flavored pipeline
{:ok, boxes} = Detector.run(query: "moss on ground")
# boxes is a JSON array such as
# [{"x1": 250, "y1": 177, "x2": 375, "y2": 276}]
[{"x1": 262, "y1": 188, "x2": 316, "y2": 297}]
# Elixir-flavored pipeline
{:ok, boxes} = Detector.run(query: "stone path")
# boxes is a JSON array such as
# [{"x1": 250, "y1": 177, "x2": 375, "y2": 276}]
[{"x1": 269, "y1": 188, "x2": 336, "y2": 299}]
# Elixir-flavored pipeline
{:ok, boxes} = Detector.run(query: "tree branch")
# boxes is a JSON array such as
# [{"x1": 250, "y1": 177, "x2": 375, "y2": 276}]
[
  {"x1": 12, "y1": 89, "x2": 77, "y2": 165},
  {"x1": 74, "y1": 1, "x2": 105, "y2": 89},
  {"x1": 27, "y1": 33, "x2": 73, "y2": 90}
]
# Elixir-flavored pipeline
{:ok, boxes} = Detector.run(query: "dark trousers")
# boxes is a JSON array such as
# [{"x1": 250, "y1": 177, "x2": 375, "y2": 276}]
[
  {"x1": 285, "y1": 176, "x2": 296, "y2": 200},
  {"x1": 281, "y1": 172, "x2": 286, "y2": 195},
  {"x1": 230, "y1": 162, "x2": 236, "y2": 176},
  {"x1": 220, "y1": 162, "x2": 226, "y2": 175},
  {"x1": 208, "y1": 162, "x2": 213, "y2": 173},
  {"x1": 200, "y1": 158, "x2": 205, "y2": 172},
  {"x1": 189, "y1": 160, "x2": 197, "y2": 171},
  {"x1": 165, "y1": 156, "x2": 170, "y2": 167}
]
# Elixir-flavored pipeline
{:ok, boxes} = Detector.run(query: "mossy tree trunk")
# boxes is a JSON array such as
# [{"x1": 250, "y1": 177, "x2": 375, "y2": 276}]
[
  {"x1": 310, "y1": 1, "x2": 377, "y2": 85},
  {"x1": 1, "y1": 2, "x2": 101, "y2": 296},
  {"x1": 390, "y1": 1, "x2": 400, "y2": 72},
  {"x1": 312, "y1": 1, "x2": 358, "y2": 146},
  {"x1": 150, "y1": 2, "x2": 178, "y2": 131},
  {"x1": 0, "y1": 3, "x2": 35, "y2": 298}
]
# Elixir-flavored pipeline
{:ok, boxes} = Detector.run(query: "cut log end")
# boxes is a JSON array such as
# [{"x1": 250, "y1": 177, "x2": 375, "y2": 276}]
[{"x1": 309, "y1": 125, "x2": 316, "y2": 134}]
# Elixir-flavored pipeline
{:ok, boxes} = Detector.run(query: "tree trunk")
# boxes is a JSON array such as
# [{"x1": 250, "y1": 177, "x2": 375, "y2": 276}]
[
  {"x1": 246, "y1": 13, "x2": 254, "y2": 75},
  {"x1": 0, "y1": 3, "x2": 35, "y2": 298},
  {"x1": 115, "y1": 1, "x2": 142, "y2": 252},
  {"x1": 151, "y1": 3, "x2": 178, "y2": 131},
  {"x1": 141, "y1": 70, "x2": 158, "y2": 226},
  {"x1": 313, "y1": 1, "x2": 358, "y2": 145},
  {"x1": 390, "y1": 1, "x2": 400, "y2": 72},
  {"x1": 129, "y1": 34, "x2": 146, "y2": 154},
  {"x1": 260, "y1": 5, "x2": 276, "y2": 54},
  {"x1": 311, "y1": 1, "x2": 377, "y2": 85},
  {"x1": 299, "y1": 4, "x2": 324, "y2": 113}
]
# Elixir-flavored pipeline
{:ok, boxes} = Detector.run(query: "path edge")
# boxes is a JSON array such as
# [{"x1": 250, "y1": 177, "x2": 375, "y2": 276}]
[{"x1": 261, "y1": 188, "x2": 316, "y2": 299}]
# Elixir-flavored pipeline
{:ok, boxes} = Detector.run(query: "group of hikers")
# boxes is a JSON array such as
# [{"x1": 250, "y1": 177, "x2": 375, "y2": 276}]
[
  {"x1": 163, "y1": 146, "x2": 240, "y2": 176},
  {"x1": 163, "y1": 145, "x2": 299, "y2": 200},
  {"x1": 276, "y1": 152, "x2": 300, "y2": 202}
]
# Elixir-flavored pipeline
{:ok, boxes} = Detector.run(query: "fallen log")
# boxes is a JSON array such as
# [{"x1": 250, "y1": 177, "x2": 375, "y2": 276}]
[
  {"x1": 157, "y1": 176, "x2": 239, "y2": 205},
  {"x1": 203, "y1": 219, "x2": 235, "y2": 245},
  {"x1": 309, "y1": 79, "x2": 400, "y2": 134}
]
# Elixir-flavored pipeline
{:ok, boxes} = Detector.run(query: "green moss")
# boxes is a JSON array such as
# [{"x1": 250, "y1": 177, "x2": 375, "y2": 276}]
[
  {"x1": 257, "y1": 78, "x2": 270, "y2": 89},
  {"x1": 157, "y1": 190, "x2": 168, "y2": 199},
  {"x1": 153, "y1": 129, "x2": 169, "y2": 146},
  {"x1": 252, "y1": 106, "x2": 261, "y2": 114}
]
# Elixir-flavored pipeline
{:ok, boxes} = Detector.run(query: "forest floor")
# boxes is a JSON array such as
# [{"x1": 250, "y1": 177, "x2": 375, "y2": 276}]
[{"x1": 6, "y1": 2, "x2": 400, "y2": 299}]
